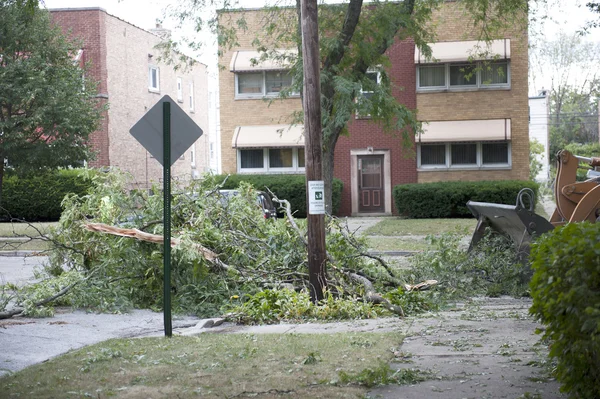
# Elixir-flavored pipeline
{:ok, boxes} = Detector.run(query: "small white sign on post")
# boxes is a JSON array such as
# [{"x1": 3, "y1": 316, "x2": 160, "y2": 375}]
[{"x1": 308, "y1": 180, "x2": 325, "y2": 215}]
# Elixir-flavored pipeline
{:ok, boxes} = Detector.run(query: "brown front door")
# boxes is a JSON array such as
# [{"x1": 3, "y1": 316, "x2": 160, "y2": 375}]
[{"x1": 358, "y1": 155, "x2": 384, "y2": 213}]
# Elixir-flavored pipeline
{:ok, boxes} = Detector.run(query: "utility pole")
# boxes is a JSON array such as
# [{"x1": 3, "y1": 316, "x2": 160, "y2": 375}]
[{"x1": 300, "y1": 0, "x2": 327, "y2": 302}]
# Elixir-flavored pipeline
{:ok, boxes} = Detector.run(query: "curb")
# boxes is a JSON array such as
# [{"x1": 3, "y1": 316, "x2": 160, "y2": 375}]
[{"x1": 0, "y1": 251, "x2": 45, "y2": 257}]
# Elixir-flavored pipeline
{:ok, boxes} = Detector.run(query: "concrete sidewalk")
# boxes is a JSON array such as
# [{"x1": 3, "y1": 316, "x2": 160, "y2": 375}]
[{"x1": 0, "y1": 239, "x2": 565, "y2": 397}]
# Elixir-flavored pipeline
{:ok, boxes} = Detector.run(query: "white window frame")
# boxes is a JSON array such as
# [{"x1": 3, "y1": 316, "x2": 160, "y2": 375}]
[
  {"x1": 189, "y1": 82, "x2": 195, "y2": 112},
  {"x1": 235, "y1": 71, "x2": 299, "y2": 99},
  {"x1": 237, "y1": 148, "x2": 306, "y2": 174},
  {"x1": 417, "y1": 60, "x2": 510, "y2": 92},
  {"x1": 417, "y1": 141, "x2": 512, "y2": 171},
  {"x1": 148, "y1": 65, "x2": 160, "y2": 92},
  {"x1": 176, "y1": 77, "x2": 183, "y2": 102},
  {"x1": 190, "y1": 144, "x2": 196, "y2": 168}
]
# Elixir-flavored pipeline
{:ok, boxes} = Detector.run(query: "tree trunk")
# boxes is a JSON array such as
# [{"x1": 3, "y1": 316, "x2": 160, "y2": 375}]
[{"x1": 323, "y1": 131, "x2": 340, "y2": 214}]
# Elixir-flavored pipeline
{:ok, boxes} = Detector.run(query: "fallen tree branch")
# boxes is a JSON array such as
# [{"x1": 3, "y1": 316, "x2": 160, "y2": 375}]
[
  {"x1": 269, "y1": 196, "x2": 405, "y2": 317},
  {"x1": 83, "y1": 223, "x2": 234, "y2": 273},
  {"x1": 331, "y1": 216, "x2": 401, "y2": 283},
  {"x1": 0, "y1": 270, "x2": 97, "y2": 320}
]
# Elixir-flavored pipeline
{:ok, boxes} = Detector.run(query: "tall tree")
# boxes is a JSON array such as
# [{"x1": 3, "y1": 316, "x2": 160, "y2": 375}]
[
  {"x1": 169, "y1": 0, "x2": 527, "y2": 211},
  {"x1": 530, "y1": 32, "x2": 600, "y2": 160},
  {"x1": 0, "y1": 0, "x2": 103, "y2": 205}
]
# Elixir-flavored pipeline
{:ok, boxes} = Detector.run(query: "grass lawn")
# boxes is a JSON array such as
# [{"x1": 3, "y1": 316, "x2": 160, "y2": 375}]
[
  {"x1": 0, "y1": 332, "x2": 411, "y2": 398},
  {"x1": 0, "y1": 222, "x2": 58, "y2": 237},
  {"x1": 365, "y1": 218, "x2": 477, "y2": 237},
  {"x1": 366, "y1": 237, "x2": 431, "y2": 252},
  {"x1": 0, "y1": 222, "x2": 56, "y2": 252}
]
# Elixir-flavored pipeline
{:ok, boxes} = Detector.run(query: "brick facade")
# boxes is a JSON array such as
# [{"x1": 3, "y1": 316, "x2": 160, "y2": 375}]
[
  {"x1": 416, "y1": 3, "x2": 529, "y2": 183},
  {"x1": 51, "y1": 8, "x2": 209, "y2": 190},
  {"x1": 218, "y1": 3, "x2": 529, "y2": 216}
]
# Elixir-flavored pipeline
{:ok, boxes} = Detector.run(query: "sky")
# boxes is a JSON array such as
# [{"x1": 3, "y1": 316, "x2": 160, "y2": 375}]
[{"x1": 41, "y1": 0, "x2": 600, "y2": 94}]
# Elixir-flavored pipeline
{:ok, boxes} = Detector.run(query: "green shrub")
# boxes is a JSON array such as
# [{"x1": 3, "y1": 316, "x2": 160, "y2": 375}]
[
  {"x1": 1, "y1": 169, "x2": 94, "y2": 221},
  {"x1": 393, "y1": 180, "x2": 539, "y2": 218},
  {"x1": 530, "y1": 223, "x2": 600, "y2": 398},
  {"x1": 214, "y1": 174, "x2": 343, "y2": 217},
  {"x1": 225, "y1": 289, "x2": 387, "y2": 324}
]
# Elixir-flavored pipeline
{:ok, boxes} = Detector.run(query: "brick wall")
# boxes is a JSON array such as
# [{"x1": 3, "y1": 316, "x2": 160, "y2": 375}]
[
  {"x1": 335, "y1": 39, "x2": 418, "y2": 216},
  {"x1": 51, "y1": 9, "x2": 110, "y2": 167},
  {"x1": 218, "y1": 9, "x2": 301, "y2": 174},
  {"x1": 51, "y1": 8, "x2": 210, "y2": 190},
  {"x1": 103, "y1": 14, "x2": 209, "y2": 190},
  {"x1": 416, "y1": 2, "x2": 529, "y2": 183}
]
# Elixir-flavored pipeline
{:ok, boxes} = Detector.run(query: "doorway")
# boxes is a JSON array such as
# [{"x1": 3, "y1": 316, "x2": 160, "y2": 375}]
[{"x1": 358, "y1": 155, "x2": 384, "y2": 212}]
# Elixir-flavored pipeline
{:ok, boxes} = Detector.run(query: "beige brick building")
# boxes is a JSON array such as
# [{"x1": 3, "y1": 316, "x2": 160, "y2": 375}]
[
  {"x1": 415, "y1": 3, "x2": 529, "y2": 183},
  {"x1": 218, "y1": 2, "x2": 529, "y2": 215},
  {"x1": 51, "y1": 8, "x2": 210, "y2": 190}
]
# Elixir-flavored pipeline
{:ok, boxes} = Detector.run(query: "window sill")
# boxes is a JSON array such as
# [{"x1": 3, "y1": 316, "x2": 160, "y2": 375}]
[
  {"x1": 238, "y1": 170, "x2": 305, "y2": 175},
  {"x1": 417, "y1": 165, "x2": 511, "y2": 172},
  {"x1": 148, "y1": 88, "x2": 160, "y2": 94},
  {"x1": 235, "y1": 94, "x2": 301, "y2": 100},
  {"x1": 417, "y1": 86, "x2": 511, "y2": 94}
]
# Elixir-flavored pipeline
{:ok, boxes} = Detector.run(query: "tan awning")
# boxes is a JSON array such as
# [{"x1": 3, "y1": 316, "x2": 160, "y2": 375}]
[
  {"x1": 232, "y1": 124, "x2": 305, "y2": 148},
  {"x1": 229, "y1": 49, "x2": 298, "y2": 72},
  {"x1": 418, "y1": 119, "x2": 511, "y2": 142},
  {"x1": 415, "y1": 39, "x2": 510, "y2": 63}
]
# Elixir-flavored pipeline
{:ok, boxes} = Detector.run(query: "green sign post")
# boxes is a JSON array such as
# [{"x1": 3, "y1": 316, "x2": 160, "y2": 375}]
[
  {"x1": 162, "y1": 101, "x2": 172, "y2": 336},
  {"x1": 130, "y1": 95, "x2": 203, "y2": 337}
]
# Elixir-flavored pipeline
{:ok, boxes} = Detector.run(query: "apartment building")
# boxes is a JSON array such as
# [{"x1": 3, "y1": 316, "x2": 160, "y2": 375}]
[
  {"x1": 50, "y1": 8, "x2": 209, "y2": 189},
  {"x1": 415, "y1": 4, "x2": 529, "y2": 184},
  {"x1": 218, "y1": 2, "x2": 529, "y2": 216}
]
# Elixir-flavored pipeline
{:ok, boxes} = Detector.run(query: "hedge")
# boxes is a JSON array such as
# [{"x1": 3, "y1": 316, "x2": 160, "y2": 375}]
[
  {"x1": 393, "y1": 180, "x2": 540, "y2": 218},
  {"x1": 214, "y1": 174, "x2": 343, "y2": 218},
  {"x1": 1, "y1": 169, "x2": 93, "y2": 222},
  {"x1": 530, "y1": 223, "x2": 600, "y2": 398}
]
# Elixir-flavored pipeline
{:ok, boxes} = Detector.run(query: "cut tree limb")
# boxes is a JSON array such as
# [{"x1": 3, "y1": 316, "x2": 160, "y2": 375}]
[{"x1": 83, "y1": 223, "x2": 233, "y2": 273}]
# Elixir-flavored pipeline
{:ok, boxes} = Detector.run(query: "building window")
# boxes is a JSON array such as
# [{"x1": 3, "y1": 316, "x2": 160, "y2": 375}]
[
  {"x1": 148, "y1": 65, "x2": 160, "y2": 92},
  {"x1": 356, "y1": 70, "x2": 381, "y2": 118},
  {"x1": 449, "y1": 64, "x2": 477, "y2": 87},
  {"x1": 238, "y1": 148, "x2": 305, "y2": 173},
  {"x1": 417, "y1": 60, "x2": 510, "y2": 91},
  {"x1": 418, "y1": 141, "x2": 511, "y2": 169},
  {"x1": 177, "y1": 77, "x2": 183, "y2": 102},
  {"x1": 450, "y1": 143, "x2": 477, "y2": 165},
  {"x1": 482, "y1": 142, "x2": 509, "y2": 164},
  {"x1": 189, "y1": 82, "x2": 194, "y2": 112},
  {"x1": 420, "y1": 144, "x2": 446, "y2": 166},
  {"x1": 235, "y1": 71, "x2": 297, "y2": 98},
  {"x1": 190, "y1": 144, "x2": 196, "y2": 167},
  {"x1": 266, "y1": 71, "x2": 293, "y2": 94},
  {"x1": 240, "y1": 149, "x2": 264, "y2": 169}
]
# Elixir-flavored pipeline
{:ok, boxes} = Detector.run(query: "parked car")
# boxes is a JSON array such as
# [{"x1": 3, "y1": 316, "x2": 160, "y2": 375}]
[{"x1": 215, "y1": 189, "x2": 278, "y2": 219}]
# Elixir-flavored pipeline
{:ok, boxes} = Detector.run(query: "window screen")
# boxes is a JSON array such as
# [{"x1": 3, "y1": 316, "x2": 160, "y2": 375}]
[
  {"x1": 482, "y1": 142, "x2": 509, "y2": 164},
  {"x1": 420, "y1": 144, "x2": 446, "y2": 165},
  {"x1": 238, "y1": 73, "x2": 262, "y2": 94},
  {"x1": 266, "y1": 72, "x2": 292, "y2": 94},
  {"x1": 240, "y1": 149, "x2": 264, "y2": 168},
  {"x1": 450, "y1": 64, "x2": 476, "y2": 86},
  {"x1": 481, "y1": 61, "x2": 508, "y2": 85},
  {"x1": 269, "y1": 148, "x2": 293, "y2": 168},
  {"x1": 451, "y1": 143, "x2": 477, "y2": 165},
  {"x1": 298, "y1": 148, "x2": 305, "y2": 168},
  {"x1": 419, "y1": 65, "x2": 445, "y2": 87}
]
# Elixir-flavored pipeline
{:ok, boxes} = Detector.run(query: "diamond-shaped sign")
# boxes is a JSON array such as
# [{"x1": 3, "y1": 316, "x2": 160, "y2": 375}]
[{"x1": 130, "y1": 95, "x2": 203, "y2": 167}]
